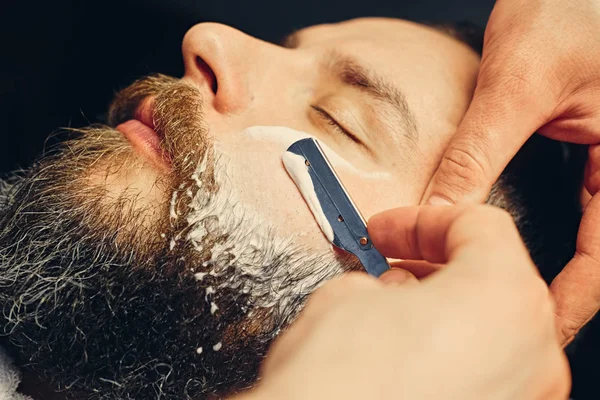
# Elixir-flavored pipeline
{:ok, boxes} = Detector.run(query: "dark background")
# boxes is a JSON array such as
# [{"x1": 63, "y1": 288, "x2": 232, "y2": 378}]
[
  {"x1": 1, "y1": 0, "x2": 494, "y2": 175},
  {"x1": 2, "y1": 0, "x2": 599, "y2": 398}
]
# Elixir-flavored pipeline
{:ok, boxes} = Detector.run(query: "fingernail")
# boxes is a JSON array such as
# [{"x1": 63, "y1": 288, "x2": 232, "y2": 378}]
[{"x1": 427, "y1": 195, "x2": 453, "y2": 206}]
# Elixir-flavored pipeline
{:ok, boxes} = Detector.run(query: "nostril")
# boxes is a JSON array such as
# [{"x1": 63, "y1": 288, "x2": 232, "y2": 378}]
[{"x1": 195, "y1": 56, "x2": 218, "y2": 94}]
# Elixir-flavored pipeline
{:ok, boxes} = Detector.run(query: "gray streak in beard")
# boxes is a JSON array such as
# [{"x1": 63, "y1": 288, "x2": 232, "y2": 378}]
[
  {"x1": 149, "y1": 77, "x2": 359, "y2": 314},
  {"x1": 170, "y1": 146, "x2": 359, "y2": 320},
  {"x1": 0, "y1": 160, "x2": 354, "y2": 398},
  {"x1": 0, "y1": 74, "x2": 362, "y2": 399}
]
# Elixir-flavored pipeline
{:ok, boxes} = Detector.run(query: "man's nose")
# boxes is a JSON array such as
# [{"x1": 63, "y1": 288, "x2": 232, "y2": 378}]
[{"x1": 182, "y1": 23, "x2": 266, "y2": 114}]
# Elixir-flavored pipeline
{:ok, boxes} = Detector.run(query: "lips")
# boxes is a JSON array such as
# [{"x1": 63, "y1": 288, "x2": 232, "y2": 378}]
[
  {"x1": 115, "y1": 97, "x2": 171, "y2": 171},
  {"x1": 133, "y1": 96, "x2": 156, "y2": 131}
]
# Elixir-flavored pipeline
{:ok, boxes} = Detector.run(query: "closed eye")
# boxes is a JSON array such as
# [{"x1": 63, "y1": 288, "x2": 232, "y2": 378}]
[{"x1": 311, "y1": 105, "x2": 362, "y2": 145}]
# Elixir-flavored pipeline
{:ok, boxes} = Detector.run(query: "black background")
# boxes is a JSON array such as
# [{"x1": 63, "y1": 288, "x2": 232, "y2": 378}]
[
  {"x1": 1, "y1": 0, "x2": 494, "y2": 174},
  {"x1": 3, "y1": 0, "x2": 599, "y2": 398}
]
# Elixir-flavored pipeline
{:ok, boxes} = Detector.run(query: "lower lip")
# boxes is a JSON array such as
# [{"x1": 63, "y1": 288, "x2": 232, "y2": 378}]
[{"x1": 116, "y1": 119, "x2": 170, "y2": 170}]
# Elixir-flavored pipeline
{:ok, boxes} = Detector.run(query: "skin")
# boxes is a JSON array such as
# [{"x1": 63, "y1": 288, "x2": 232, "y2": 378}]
[
  {"x1": 115, "y1": 18, "x2": 480, "y2": 251},
  {"x1": 107, "y1": 18, "x2": 569, "y2": 398},
  {"x1": 234, "y1": 206, "x2": 571, "y2": 400},
  {"x1": 4, "y1": 17, "x2": 573, "y2": 399},
  {"x1": 421, "y1": 0, "x2": 600, "y2": 345}
]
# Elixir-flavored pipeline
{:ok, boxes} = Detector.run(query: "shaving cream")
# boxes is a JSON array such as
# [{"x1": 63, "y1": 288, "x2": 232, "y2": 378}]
[
  {"x1": 245, "y1": 126, "x2": 392, "y2": 180},
  {"x1": 281, "y1": 151, "x2": 335, "y2": 243}
]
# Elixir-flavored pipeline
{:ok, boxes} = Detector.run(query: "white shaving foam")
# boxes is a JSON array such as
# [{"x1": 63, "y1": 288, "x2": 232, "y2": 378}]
[
  {"x1": 281, "y1": 151, "x2": 335, "y2": 243},
  {"x1": 169, "y1": 190, "x2": 178, "y2": 220},
  {"x1": 245, "y1": 126, "x2": 391, "y2": 180},
  {"x1": 194, "y1": 272, "x2": 207, "y2": 281},
  {"x1": 191, "y1": 150, "x2": 209, "y2": 188},
  {"x1": 168, "y1": 142, "x2": 348, "y2": 316}
]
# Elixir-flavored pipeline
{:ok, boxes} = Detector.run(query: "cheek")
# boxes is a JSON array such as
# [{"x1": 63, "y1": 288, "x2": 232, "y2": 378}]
[
  {"x1": 216, "y1": 128, "x2": 331, "y2": 249},
  {"x1": 215, "y1": 125, "x2": 414, "y2": 247},
  {"x1": 228, "y1": 146, "x2": 315, "y2": 237},
  {"x1": 343, "y1": 179, "x2": 405, "y2": 221}
]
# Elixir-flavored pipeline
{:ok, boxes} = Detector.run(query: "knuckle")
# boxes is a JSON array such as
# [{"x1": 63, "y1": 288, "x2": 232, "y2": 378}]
[
  {"x1": 556, "y1": 314, "x2": 582, "y2": 345},
  {"x1": 435, "y1": 145, "x2": 492, "y2": 197},
  {"x1": 403, "y1": 223, "x2": 421, "y2": 259},
  {"x1": 576, "y1": 248, "x2": 600, "y2": 272}
]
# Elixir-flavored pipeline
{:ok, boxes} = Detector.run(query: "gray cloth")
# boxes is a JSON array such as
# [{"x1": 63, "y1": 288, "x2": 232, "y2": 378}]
[
  {"x1": 0, "y1": 180, "x2": 31, "y2": 400},
  {"x1": 0, "y1": 178, "x2": 14, "y2": 209},
  {"x1": 0, "y1": 348, "x2": 32, "y2": 400}
]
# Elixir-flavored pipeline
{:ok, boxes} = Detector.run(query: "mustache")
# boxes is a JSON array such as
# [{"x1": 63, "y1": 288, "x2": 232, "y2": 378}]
[
  {"x1": 107, "y1": 74, "x2": 214, "y2": 185},
  {"x1": 107, "y1": 73, "x2": 178, "y2": 127}
]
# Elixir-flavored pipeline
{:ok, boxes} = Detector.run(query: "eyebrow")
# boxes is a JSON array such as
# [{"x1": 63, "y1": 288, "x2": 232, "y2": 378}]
[
  {"x1": 322, "y1": 50, "x2": 419, "y2": 144},
  {"x1": 280, "y1": 31, "x2": 419, "y2": 145}
]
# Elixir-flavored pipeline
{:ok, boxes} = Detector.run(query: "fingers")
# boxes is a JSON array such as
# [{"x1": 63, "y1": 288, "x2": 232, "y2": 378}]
[
  {"x1": 368, "y1": 205, "x2": 533, "y2": 276},
  {"x1": 263, "y1": 270, "x2": 417, "y2": 375},
  {"x1": 550, "y1": 193, "x2": 600, "y2": 346},
  {"x1": 585, "y1": 144, "x2": 600, "y2": 195},
  {"x1": 422, "y1": 67, "x2": 550, "y2": 205},
  {"x1": 379, "y1": 268, "x2": 418, "y2": 285},
  {"x1": 369, "y1": 205, "x2": 457, "y2": 262},
  {"x1": 388, "y1": 260, "x2": 442, "y2": 279},
  {"x1": 261, "y1": 273, "x2": 380, "y2": 374}
]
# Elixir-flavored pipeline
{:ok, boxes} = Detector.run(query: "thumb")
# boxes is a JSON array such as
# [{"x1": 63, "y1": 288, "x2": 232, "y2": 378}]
[
  {"x1": 379, "y1": 268, "x2": 418, "y2": 286},
  {"x1": 423, "y1": 72, "x2": 550, "y2": 205},
  {"x1": 585, "y1": 144, "x2": 600, "y2": 196}
]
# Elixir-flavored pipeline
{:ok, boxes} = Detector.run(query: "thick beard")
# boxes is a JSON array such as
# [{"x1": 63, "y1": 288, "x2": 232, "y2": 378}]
[
  {"x1": 0, "y1": 73, "x2": 584, "y2": 399},
  {"x1": 0, "y1": 75, "x2": 360, "y2": 399}
]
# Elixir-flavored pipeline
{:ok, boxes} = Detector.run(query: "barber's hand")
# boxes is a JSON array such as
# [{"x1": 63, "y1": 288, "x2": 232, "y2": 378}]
[
  {"x1": 240, "y1": 206, "x2": 569, "y2": 400},
  {"x1": 423, "y1": 0, "x2": 600, "y2": 345}
]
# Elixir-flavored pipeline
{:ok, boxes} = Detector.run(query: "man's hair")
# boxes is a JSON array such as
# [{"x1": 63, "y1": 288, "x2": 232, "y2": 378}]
[{"x1": 430, "y1": 21, "x2": 484, "y2": 55}]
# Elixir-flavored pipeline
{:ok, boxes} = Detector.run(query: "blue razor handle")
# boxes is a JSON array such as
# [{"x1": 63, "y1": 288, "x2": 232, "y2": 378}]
[{"x1": 287, "y1": 138, "x2": 390, "y2": 277}]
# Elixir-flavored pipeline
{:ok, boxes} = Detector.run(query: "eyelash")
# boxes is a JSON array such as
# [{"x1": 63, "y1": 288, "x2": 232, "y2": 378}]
[{"x1": 311, "y1": 105, "x2": 362, "y2": 145}]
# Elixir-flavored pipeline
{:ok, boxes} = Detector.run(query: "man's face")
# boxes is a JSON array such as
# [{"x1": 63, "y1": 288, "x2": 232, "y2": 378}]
[
  {"x1": 0, "y1": 18, "x2": 481, "y2": 399},
  {"x1": 109, "y1": 18, "x2": 479, "y2": 250}
]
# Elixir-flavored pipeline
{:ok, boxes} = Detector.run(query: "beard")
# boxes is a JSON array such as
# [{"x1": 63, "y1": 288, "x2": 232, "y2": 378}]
[
  {"x1": 0, "y1": 74, "x2": 360, "y2": 399},
  {"x1": 0, "y1": 72, "x2": 585, "y2": 399}
]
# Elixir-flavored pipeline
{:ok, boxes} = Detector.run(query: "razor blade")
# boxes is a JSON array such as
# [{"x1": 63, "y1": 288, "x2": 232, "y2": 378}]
[{"x1": 286, "y1": 138, "x2": 390, "y2": 277}]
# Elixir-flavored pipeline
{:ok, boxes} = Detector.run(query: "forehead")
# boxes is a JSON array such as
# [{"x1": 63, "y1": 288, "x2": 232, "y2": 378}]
[
  {"x1": 297, "y1": 17, "x2": 477, "y2": 61},
  {"x1": 296, "y1": 18, "x2": 481, "y2": 140}
]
